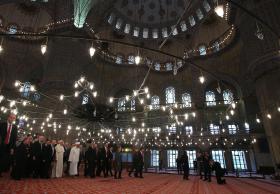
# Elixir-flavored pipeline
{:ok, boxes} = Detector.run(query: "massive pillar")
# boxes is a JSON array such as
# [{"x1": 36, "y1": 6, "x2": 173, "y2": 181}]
[{"x1": 237, "y1": 0, "x2": 280, "y2": 172}]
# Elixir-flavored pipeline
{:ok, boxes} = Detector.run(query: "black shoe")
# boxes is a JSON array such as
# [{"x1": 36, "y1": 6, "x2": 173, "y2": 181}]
[
  {"x1": 139, "y1": 176, "x2": 144, "y2": 178},
  {"x1": 208, "y1": 180, "x2": 211, "y2": 182},
  {"x1": 203, "y1": 179, "x2": 207, "y2": 181}
]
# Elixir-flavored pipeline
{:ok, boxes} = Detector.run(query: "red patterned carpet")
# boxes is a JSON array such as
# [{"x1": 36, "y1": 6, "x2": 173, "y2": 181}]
[{"x1": 0, "y1": 173, "x2": 280, "y2": 194}]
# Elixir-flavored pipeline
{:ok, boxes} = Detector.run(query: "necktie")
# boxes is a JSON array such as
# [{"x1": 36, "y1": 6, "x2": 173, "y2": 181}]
[{"x1": 4, "y1": 124, "x2": 12, "y2": 144}]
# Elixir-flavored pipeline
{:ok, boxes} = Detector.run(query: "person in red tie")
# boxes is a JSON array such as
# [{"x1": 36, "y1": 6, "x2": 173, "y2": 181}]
[{"x1": 0, "y1": 113, "x2": 17, "y2": 177}]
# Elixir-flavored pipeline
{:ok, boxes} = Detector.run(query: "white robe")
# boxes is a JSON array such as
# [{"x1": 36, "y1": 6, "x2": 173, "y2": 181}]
[
  {"x1": 55, "y1": 144, "x2": 65, "y2": 178},
  {"x1": 68, "y1": 147, "x2": 80, "y2": 176}
]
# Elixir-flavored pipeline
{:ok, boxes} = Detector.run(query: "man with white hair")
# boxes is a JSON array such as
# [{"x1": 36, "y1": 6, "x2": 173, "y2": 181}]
[
  {"x1": 55, "y1": 140, "x2": 65, "y2": 178},
  {"x1": 68, "y1": 142, "x2": 80, "y2": 176}
]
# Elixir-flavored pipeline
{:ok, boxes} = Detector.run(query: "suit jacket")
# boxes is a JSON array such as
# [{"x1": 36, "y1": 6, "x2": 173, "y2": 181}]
[
  {"x1": 0, "y1": 122, "x2": 17, "y2": 149},
  {"x1": 86, "y1": 147, "x2": 97, "y2": 163},
  {"x1": 31, "y1": 142, "x2": 49, "y2": 161}
]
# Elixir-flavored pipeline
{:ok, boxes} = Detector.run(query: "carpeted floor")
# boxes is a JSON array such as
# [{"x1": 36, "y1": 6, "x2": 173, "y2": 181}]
[{"x1": 0, "y1": 173, "x2": 279, "y2": 194}]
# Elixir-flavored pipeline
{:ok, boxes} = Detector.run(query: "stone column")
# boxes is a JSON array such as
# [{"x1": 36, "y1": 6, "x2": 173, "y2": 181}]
[{"x1": 237, "y1": 0, "x2": 280, "y2": 172}]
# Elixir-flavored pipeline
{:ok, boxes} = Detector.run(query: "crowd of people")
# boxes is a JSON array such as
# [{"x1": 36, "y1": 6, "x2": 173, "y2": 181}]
[
  {"x1": 0, "y1": 113, "x2": 225, "y2": 184},
  {"x1": 176, "y1": 151, "x2": 226, "y2": 184}
]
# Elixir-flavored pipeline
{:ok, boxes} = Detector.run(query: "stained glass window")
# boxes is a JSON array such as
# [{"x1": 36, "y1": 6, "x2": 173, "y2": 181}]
[
  {"x1": 186, "y1": 150, "x2": 196, "y2": 168},
  {"x1": 151, "y1": 150, "x2": 159, "y2": 167},
  {"x1": 151, "y1": 96, "x2": 160, "y2": 110},
  {"x1": 210, "y1": 124, "x2": 220, "y2": 135},
  {"x1": 223, "y1": 89, "x2": 234, "y2": 104},
  {"x1": 212, "y1": 150, "x2": 226, "y2": 168},
  {"x1": 206, "y1": 91, "x2": 216, "y2": 106},
  {"x1": 82, "y1": 93, "x2": 89, "y2": 105},
  {"x1": 118, "y1": 97, "x2": 126, "y2": 112},
  {"x1": 199, "y1": 45, "x2": 207, "y2": 56},
  {"x1": 168, "y1": 123, "x2": 177, "y2": 133},
  {"x1": 228, "y1": 124, "x2": 237, "y2": 134},
  {"x1": 165, "y1": 87, "x2": 175, "y2": 104},
  {"x1": 182, "y1": 93, "x2": 191, "y2": 108},
  {"x1": 185, "y1": 126, "x2": 193, "y2": 135},
  {"x1": 128, "y1": 55, "x2": 135, "y2": 64},
  {"x1": 131, "y1": 97, "x2": 135, "y2": 111},
  {"x1": 167, "y1": 150, "x2": 178, "y2": 168},
  {"x1": 232, "y1": 151, "x2": 247, "y2": 170},
  {"x1": 22, "y1": 82, "x2": 31, "y2": 98}
]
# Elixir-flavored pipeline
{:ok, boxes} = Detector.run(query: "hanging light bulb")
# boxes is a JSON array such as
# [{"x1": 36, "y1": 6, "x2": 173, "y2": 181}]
[
  {"x1": 199, "y1": 74, "x2": 205, "y2": 84},
  {"x1": 30, "y1": 85, "x2": 35, "y2": 92},
  {"x1": 231, "y1": 102, "x2": 236, "y2": 109},
  {"x1": 74, "y1": 91, "x2": 79, "y2": 97},
  {"x1": 140, "y1": 98, "x2": 144, "y2": 104},
  {"x1": 14, "y1": 80, "x2": 20, "y2": 87},
  {"x1": 60, "y1": 94, "x2": 64, "y2": 101},
  {"x1": 146, "y1": 93, "x2": 150, "y2": 99},
  {"x1": 0, "y1": 95, "x2": 4, "y2": 103},
  {"x1": 267, "y1": 113, "x2": 272, "y2": 119},
  {"x1": 93, "y1": 91, "x2": 97, "y2": 97},
  {"x1": 89, "y1": 44, "x2": 96, "y2": 58},
  {"x1": 22, "y1": 101, "x2": 27, "y2": 106},
  {"x1": 144, "y1": 87, "x2": 149, "y2": 93},
  {"x1": 125, "y1": 95, "x2": 130, "y2": 101},
  {"x1": 89, "y1": 83, "x2": 94, "y2": 90},
  {"x1": 74, "y1": 82, "x2": 79, "y2": 88},
  {"x1": 63, "y1": 109, "x2": 68, "y2": 115},
  {"x1": 230, "y1": 110, "x2": 235, "y2": 115},
  {"x1": 215, "y1": 5, "x2": 224, "y2": 18},
  {"x1": 132, "y1": 117, "x2": 136, "y2": 122},
  {"x1": 109, "y1": 97, "x2": 114, "y2": 103},
  {"x1": 135, "y1": 55, "x2": 141, "y2": 65},
  {"x1": 80, "y1": 76, "x2": 85, "y2": 83},
  {"x1": 0, "y1": 45, "x2": 3, "y2": 53},
  {"x1": 278, "y1": 107, "x2": 280, "y2": 112},
  {"x1": 9, "y1": 100, "x2": 16, "y2": 107},
  {"x1": 41, "y1": 44, "x2": 47, "y2": 55},
  {"x1": 133, "y1": 90, "x2": 138, "y2": 97},
  {"x1": 226, "y1": 115, "x2": 229, "y2": 120}
]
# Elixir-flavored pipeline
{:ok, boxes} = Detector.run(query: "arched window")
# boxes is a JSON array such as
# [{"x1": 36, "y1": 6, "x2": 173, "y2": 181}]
[
  {"x1": 228, "y1": 124, "x2": 237, "y2": 134},
  {"x1": 223, "y1": 89, "x2": 234, "y2": 104},
  {"x1": 8, "y1": 24, "x2": 18, "y2": 34},
  {"x1": 22, "y1": 82, "x2": 31, "y2": 98},
  {"x1": 198, "y1": 45, "x2": 207, "y2": 56},
  {"x1": 131, "y1": 97, "x2": 135, "y2": 111},
  {"x1": 210, "y1": 124, "x2": 220, "y2": 135},
  {"x1": 82, "y1": 93, "x2": 89, "y2": 105},
  {"x1": 213, "y1": 41, "x2": 220, "y2": 52},
  {"x1": 185, "y1": 126, "x2": 193, "y2": 135},
  {"x1": 165, "y1": 62, "x2": 173, "y2": 71},
  {"x1": 206, "y1": 91, "x2": 216, "y2": 106},
  {"x1": 154, "y1": 62, "x2": 161, "y2": 71},
  {"x1": 168, "y1": 123, "x2": 176, "y2": 133},
  {"x1": 116, "y1": 55, "x2": 123, "y2": 64},
  {"x1": 182, "y1": 93, "x2": 191, "y2": 108},
  {"x1": 118, "y1": 97, "x2": 126, "y2": 112},
  {"x1": 165, "y1": 87, "x2": 175, "y2": 105},
  {"x1": 151, "y1": 95, "x2": 160, "y2": 110},
  {"x1": 33, "y1": 92, "x2": 40, "y2": 101},
  {"x1": 128, "y1": 55, "x2": 135, "y2": 64}
]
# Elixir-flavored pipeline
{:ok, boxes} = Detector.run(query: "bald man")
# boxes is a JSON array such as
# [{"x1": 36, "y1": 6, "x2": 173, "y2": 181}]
[{"x1": 0, "y1": 113, "x2": 17, "y2": 176}]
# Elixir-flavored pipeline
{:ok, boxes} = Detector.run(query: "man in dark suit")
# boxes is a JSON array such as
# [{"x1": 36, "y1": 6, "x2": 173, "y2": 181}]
[
  {"x1": 181, "y1": 151, "x2": 189, "y2": 180},
  {"x1": 136, "y1": 148, "x2": 144, "y2": 178},
  {"x1": 0, "y1": 113, "x2": 17, "y2": 176},
  {"x1": 203, "y1": 152, "x2": 212, "y2": 182},
  {"x1": 128, "y1": 148, "x2": 138, "y2": 177},
  {"x1": 86, "y1": 143, "x2": 97, "y2": 178},
  {"x1": 31, "y1": 135, "x2": 48, "y2": 178}
]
